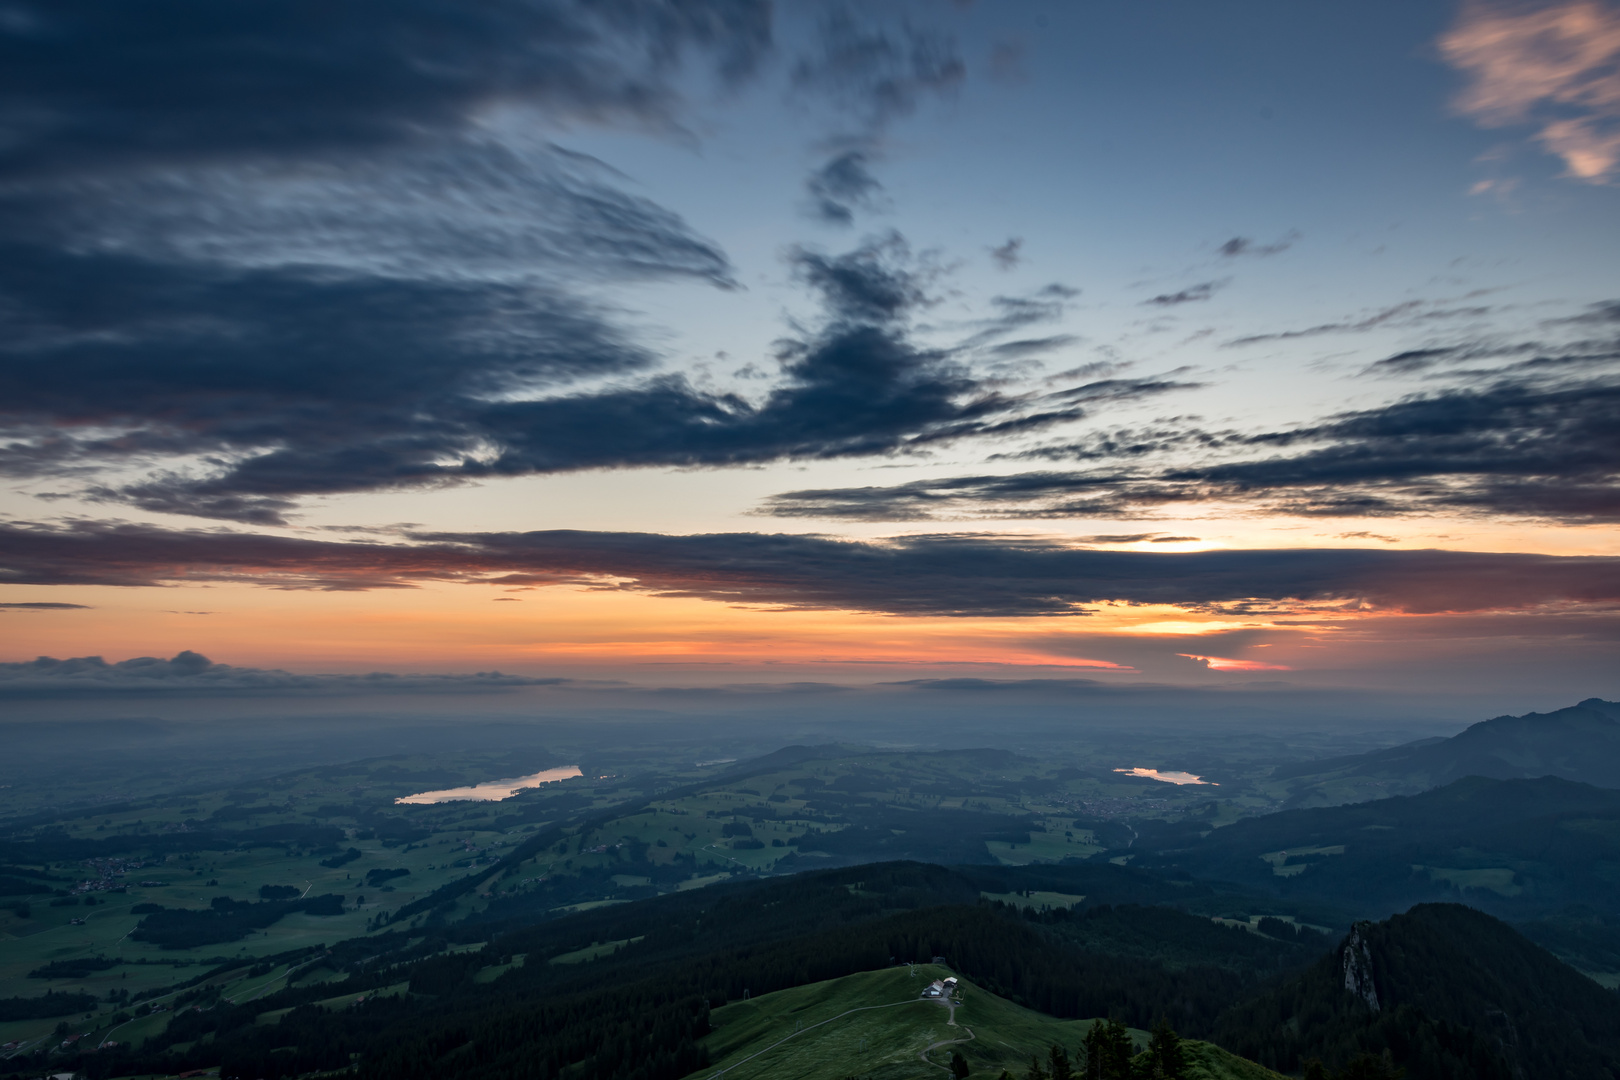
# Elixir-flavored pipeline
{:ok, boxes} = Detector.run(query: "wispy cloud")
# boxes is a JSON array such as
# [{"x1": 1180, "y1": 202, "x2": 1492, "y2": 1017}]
[
  {"x1": 1441, "y1": 0, "x2": 1620, "y2": 182},
  {"x1": 990, "y1": 237, "x2": 1024, "y2": 270},
  {"x1": 791, "y1": 9, "x2": 965, "y2": 227},
  {"x1": 804, "y1": 148, "x2": 887, "y2": 225},
  {"x1": 761, "y1": 351, "x2": 1620, "y2": 525},
  {"x1": 1217, "y1": 233, "x2": 1299, "y2": 257},
  {"x1": 1223, "y1": 298, "x2": 1494, "y2": 347},
  {"x1": 1145, "y1": 281, "x2": 1225, "y2": 307}
]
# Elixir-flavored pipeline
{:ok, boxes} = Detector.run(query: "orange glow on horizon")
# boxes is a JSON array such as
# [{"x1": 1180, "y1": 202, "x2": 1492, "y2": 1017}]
[{"x1": 1177, "y1": 653, "x2": 1293, "y2": 672}]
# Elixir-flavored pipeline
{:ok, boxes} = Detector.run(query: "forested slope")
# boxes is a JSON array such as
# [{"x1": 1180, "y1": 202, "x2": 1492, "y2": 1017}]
[{"x1": 1215, "y1": 903, "x2": 1620, "y2": 1079}]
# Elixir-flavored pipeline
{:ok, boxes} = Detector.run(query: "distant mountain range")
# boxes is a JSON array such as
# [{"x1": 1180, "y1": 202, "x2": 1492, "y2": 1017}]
[{"x1": 1275, "y1": 698, "x2": 1620, "y2": 806}]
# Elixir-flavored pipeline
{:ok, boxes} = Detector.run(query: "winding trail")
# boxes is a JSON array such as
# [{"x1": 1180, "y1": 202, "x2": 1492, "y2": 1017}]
[{"x1": 918, "y1": 997, "x2": 975, "y2": 1073}]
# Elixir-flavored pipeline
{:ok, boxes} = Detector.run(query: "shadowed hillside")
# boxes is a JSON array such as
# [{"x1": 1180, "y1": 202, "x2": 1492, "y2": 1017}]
[{"x1": 1214, "y1": 903, "x2": 1620, "y2": 1080}]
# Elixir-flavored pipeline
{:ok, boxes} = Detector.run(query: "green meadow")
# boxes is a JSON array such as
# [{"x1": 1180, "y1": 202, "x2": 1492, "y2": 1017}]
[{"x1": 689, "y1": 965, "x2": 1284, "y2": 1080}]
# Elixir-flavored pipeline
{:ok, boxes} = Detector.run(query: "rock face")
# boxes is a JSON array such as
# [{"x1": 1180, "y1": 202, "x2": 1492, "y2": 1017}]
[{"x1": 1340, "y1": 923, "x2": 1379, "y2": 1012}]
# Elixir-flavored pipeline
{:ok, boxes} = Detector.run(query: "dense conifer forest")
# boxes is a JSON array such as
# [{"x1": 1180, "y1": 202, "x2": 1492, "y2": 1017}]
[{"x1": 7, "y1": 862, "x2": 1617, "y2": 1080}]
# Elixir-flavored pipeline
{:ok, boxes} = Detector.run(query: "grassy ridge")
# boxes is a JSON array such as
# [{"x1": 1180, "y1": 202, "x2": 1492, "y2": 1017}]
[{"x1": 692, "y1": 965, "x2": 1283, "y2": 1080}]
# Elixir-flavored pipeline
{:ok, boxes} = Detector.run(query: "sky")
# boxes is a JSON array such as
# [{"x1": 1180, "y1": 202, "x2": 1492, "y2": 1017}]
[{"x1": 1, "y1": 0, "x2": 1618, "y2": 719}]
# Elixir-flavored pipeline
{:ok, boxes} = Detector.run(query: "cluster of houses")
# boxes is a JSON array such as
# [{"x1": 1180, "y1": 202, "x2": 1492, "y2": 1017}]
[
  {"x1": 921, "y1": 976, "x2": 958, "y2": 999},
  {"x1": 72, "y1": 856, "x2": 152, "y2": 894}
]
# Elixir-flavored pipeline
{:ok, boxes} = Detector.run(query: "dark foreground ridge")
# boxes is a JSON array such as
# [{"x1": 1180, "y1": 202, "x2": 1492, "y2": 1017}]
[
  {"x1": 1217, "y1": 903, "x2": 1620, "y2": 1079},
  {"x1": 5, "y1": 861, "x2": 1616, "y2": 1080}
]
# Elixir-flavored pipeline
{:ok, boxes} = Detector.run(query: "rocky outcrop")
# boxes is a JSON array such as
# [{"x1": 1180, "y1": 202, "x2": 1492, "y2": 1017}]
[{"x1": 1341, "y1": 922, "x2": 1379, "y2": 1012}]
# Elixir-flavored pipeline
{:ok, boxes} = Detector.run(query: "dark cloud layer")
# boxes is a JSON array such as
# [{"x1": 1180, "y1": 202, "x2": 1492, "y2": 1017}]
[
  {"x1": 0, "y1": 1, "x2": 1113, "y2": 525},
  {"x1": 0, "y1": 0, "x2": 785, "y2": 522},
  {"x1": 0, "y1": 232, "x2": 1113, "y2": 526},
  {"x1": 0, "y1": 651, "x2": 564, "y2": 697},
  {"x1": 763, "y1": 371, "x2": 1620, "y2": 524},
  {"x1": 1172, "y1": 377, "x2": 1620, "y2": 519},
  {"x1": 0, "y1": 0, "x2": 772, "y2": 179},
  {"x1": 2, "y1": 520, "x2": 1615, "y2": 618}
]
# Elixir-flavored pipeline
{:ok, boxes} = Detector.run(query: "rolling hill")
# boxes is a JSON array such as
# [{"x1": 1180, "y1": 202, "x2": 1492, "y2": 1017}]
[{"x1": 691, "y1": 964, "x2": 1283, "y2": 1080}]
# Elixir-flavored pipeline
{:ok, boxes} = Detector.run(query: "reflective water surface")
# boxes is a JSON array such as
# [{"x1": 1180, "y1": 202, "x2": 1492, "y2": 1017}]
[
  {"x1": 1112, "y1": 767, "x2": 1216, "y2": 786},
  {"x1": 395, "y1": 765, "x2": 583, "y2": 804}
]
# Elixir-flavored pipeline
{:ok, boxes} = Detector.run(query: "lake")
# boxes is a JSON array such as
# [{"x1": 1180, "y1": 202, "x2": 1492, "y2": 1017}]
[
  {"x1": 395, "y1": 765, "x2": 583, "y2": 804},
  {"x1": 1113, "y1": 767, "x2": 1216, "y2": 786}
]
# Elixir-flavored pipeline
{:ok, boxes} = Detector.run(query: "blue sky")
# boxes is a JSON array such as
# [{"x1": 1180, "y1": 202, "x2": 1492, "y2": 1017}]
[{"x1": 1, "y1": 0, "x2": 1617, "y2": 710}]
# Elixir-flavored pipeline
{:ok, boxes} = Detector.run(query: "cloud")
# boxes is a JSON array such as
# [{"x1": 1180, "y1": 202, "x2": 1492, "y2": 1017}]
[
  {"x1": 761, "y1": 359, "x2": 1620, "y2": 524},
  {"x1": 3, "y1": 520, "x2": 1619, "y2": 619},
  {"x1": 0, "y1": 220, "x2": 1110, "y2": 523},
  {"x1": 978, "y1": 285, "x2": 1081, "y2": 333},
  {"x1": 0, "y1": 242, "x2": 671, "y2": 523},
  {"x1": 1440, "y1": 0, "x2": 1620, "y2": 182},
  {"x1": 0, "y1": 651, "x2": 567, "y2": 698},
  {"x1": 0, "y1": 3, "x2": 1133, "y2": 524},
  {"x1": 1222, "y1": 299, "x2": 1497, "y2": 347},
  {"x1": 805, "y1": 148, "x2": 887, "y2": 225},
  {"x1": 1144, "y1": 281, "x2": 1224, "y2": 307},
  {"x1": 1361, "y1": 347, "x2": 1469, "y2": 376},
  {"x1": 0, "y1": 601, "x2": 90, "y2": 609},
  {"x1": 1075, "y1": 534, "x2": 1200, "y2": 545},
  {"x1": 0, "y1": 0, "x2": 801, "y2": 523},
  {"x1": 1175, "y1": 376, "x2": 1620, "y2": 520},
  {"x1": 3, "y1": 140, "x2": 738, "y2": 287},
  {"x1": 990, "y1": 238, "x2": 1024, "y2": 270},
  {"x1": 788, "y1": 11, "x2": 964, "y2": 233},
  {"x1": 0, "y1": 0, "x2": 773, "y2": 180},
  {"x1": 986, "y1": 336, "x2": 1081, "y2": 360},
  {"x1": 760, "y1": 470, "x2": 1186, "y2": 521},
  {"x1": 789, "y1": 10, "x2": 965, "y2": 129},
  {"x1": 1217, "y1": 233, "x2": 1298, "y2": 257}
]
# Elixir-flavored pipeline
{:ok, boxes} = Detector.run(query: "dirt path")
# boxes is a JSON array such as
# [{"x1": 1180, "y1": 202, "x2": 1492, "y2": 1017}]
[{"x1": 918, "y1": 1021, "x2": 976, "y2": 1072}]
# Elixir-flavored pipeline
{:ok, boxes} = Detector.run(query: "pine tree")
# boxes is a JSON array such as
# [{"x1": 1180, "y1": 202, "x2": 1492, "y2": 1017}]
[
  {"x1": 1082, "y1": 1020, "x2": 1104, "y2": 1080},
  {"x1": 1048, "y1": 1043, "x2": 1073, "y2": 1080},
  {"x1": 1079, "y1": 1019, "x2": 1134, "y2": 1080},
  {"x1": 1145, "y1": 1016, "x2": 1185, "y2": 1080},
  {"x1": 1081, "y1": 1018, "x2": 1135, "y2": 1080},
  {"x1": 951, "y1": 1049, "x2": 971, "y2": 1079},
  {"x1": 1025, "y1": 1052, "x2": 1049, "y2": 1080}
]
